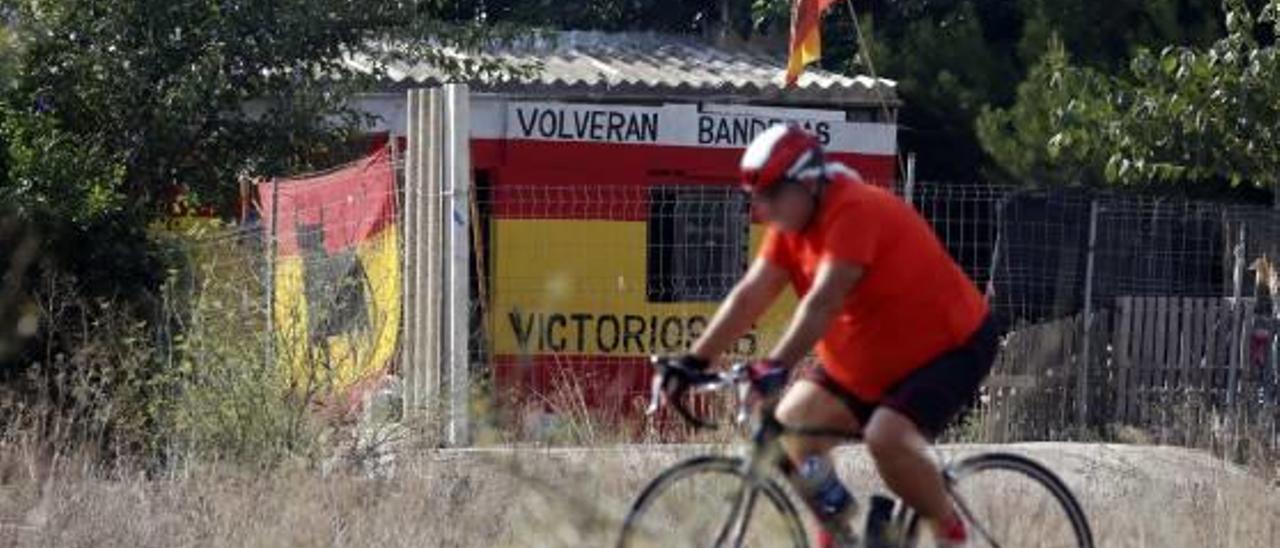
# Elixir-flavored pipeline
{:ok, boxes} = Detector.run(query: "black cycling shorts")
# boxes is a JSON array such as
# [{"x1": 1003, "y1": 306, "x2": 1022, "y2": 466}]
[{"x1": 799, "y1": 315, "x2": 998, "y2": 438}]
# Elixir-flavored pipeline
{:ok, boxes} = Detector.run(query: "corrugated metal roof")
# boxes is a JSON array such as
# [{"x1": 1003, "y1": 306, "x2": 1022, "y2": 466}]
[{"x1": 347, "y1": 31, "x2": 898, "y2": 109}]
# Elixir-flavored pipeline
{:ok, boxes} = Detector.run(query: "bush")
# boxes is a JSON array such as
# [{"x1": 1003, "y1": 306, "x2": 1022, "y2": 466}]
[
  {"x1": 156, "y1": 221, "x2": 331, "y2": 466},
  {"x1": 0, "y1": 222, "x2": 335, "y2": 469}
]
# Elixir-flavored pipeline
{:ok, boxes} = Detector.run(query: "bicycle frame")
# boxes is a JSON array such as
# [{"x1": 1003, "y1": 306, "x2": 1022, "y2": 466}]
[{"x1": 646, "y1": 357, "x2": 1006, "y2": 547}]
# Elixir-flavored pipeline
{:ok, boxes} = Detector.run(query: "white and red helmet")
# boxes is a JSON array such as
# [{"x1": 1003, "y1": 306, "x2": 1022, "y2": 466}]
[{"x1": 739, "y1": 123, "x2": 825, "y2": 194}]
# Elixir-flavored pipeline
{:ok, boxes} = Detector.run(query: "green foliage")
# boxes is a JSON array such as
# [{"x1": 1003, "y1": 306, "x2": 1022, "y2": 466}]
[
  {"x1": 981, "y1": 0, "x2": 1280, "y2": 190},
  {"x1": 158, "y1": 226, "x2": 321, "y2": 464},
  {"x1": 0, "y1": 0, "x2": 531, "y2": 232},
  {"x1": 0, "y1": 107, "x2": 126, "y2": 225},
  {"x1": 0, "y1": 270, "x2": 170, "y2": 461},
  {"x1": 0, "y1": 24, "x2": 20, "y2": 92},
  {"x1": 0, "y1": 1, "x2": 528, "y2": 465},
  {"x1": 10, "y1": 0, "x2": 397, "y2": 214},
  {"x1": 976, "y1": 37, "x2": 1118, "y2": 186},
  {"x1": 0, "y1": 232, "x2": 324, "y2": 466},
  {"x1": 1098, "y1": 0, "x2": 1280, "y2": 188},
  {"x1": 475, "y1": 0, "x2": 736, "y2": 34},
  {"x1": 750, "y1": 0, "x2": 1227, "y2": 182},
  {"x1": 868, "y1": 1, "x2": 1023, "y2": 179},
  {"x1": 1016, "y1": 0, "x2": 1222, "y2": 70},
  {"x1": 0, "y1": 0, "x2": 525, "y2": 359}
]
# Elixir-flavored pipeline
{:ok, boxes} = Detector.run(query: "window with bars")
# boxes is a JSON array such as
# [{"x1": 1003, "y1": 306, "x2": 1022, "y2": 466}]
[{"x1": 646, "y1": 186, "x2": 749, "y2": 302}]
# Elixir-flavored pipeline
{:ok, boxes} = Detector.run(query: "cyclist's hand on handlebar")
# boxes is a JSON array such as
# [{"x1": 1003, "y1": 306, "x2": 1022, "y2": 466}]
[
  {"x1": 647, "y1": 354, "x2": 723, "y2": 428},
  {"x1": 746, "y1": 359, "x2": 789, "y2": 401},
  {"x1": 655, "y1": 354, "x2": 718, "y2": 390}
]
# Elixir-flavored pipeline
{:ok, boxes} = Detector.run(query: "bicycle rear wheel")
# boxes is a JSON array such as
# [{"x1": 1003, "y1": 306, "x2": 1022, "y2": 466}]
[
  {"x1": 905, "y1": 452, "x2": 1094, "y2": 548},
  {"x1": 617, "y1": 455, "x2": 809, "y2": 548}
]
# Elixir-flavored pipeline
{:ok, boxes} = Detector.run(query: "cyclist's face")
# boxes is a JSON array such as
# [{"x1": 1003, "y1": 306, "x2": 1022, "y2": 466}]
[{"x1": 752, "y1": 181, "x2": 815, "y2": 232}]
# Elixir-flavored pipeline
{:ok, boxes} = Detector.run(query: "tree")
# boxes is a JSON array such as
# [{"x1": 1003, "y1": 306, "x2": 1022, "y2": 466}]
[
  {"x1": 0, "y1": 1, "x2": 527, "y2": 373},
  {"x1": 980, "y1": 0, "x2": 1280, "y2": 194},
  {"x1": 976, "y1": 37, "x2": 1118, "y2": 187},
  {"x1": 0, "y1": 1, "x2": 523, "y2": 284},
  {"x1": 474, "y1": 0, "x2": 735, "y2": 33},
  {"x1": 750, "y1": 0, "x2": 1226, "y2": 182},
  {"x1": 867, "y1": 1, "x2": 1023, "y2": 181},
  {"x1": 7, "y1": 1, "x2": 457, "y2": 220},
  {"x1": 1097, "y1": 0, "x2": 1280, "y2": 190}
]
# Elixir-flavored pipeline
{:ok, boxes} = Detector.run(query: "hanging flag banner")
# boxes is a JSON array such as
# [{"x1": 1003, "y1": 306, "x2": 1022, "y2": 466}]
[
  {"x1": 786, "y1": 0, "x2": 838, "y2": 87},
  {"x1": 258, "y1": 149, "x2": 401, "y2": 394}
]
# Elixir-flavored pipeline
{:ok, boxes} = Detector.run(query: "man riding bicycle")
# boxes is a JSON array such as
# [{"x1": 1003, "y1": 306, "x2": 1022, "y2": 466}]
[{"x1": 666, "y1": 124, "x2": 997, "y2": 547}]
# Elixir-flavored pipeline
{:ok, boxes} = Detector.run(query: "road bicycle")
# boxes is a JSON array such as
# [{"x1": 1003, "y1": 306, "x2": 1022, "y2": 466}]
[{"x1": 617, "y1": 357, "x2": 1095, "y2": 547}]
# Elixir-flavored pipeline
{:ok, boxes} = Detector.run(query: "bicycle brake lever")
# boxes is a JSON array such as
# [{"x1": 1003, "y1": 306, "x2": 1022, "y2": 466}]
[
  {"x1": 735, "y1": 377, "x2": 752, "y2": 425},
  {"x1": 645, "y1": 372, "x2": 666, "y2": 416}
]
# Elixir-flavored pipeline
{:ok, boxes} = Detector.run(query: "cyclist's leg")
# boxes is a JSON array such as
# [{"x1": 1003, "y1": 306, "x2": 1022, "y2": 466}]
[
  {"x1": 775, "y1": 368, "x2": 871, "y2": 541},
  {"x1": 863, "y1": 317, "x2": 998, "y2": 539},
  {"x1": 863, "y1": 407, "x2": 954, "y2": 523},
  {"x1": 775, "y1": 378, "x2": 865, "y2": 461}
]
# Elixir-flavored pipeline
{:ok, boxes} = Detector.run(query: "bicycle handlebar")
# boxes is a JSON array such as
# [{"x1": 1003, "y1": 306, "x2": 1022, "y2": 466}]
[
  {"x1": 645, "y1": 356, "x2": 751, "y2": 430},
  {"x1": 645, "y1": 356, "x2": 862, "y2": 439}
]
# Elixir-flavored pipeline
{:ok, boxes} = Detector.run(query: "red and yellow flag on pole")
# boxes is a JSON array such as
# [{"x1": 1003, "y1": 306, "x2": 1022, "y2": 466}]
[{"x1": 785, "y1": 0, "x2": 838, "y2": 87}]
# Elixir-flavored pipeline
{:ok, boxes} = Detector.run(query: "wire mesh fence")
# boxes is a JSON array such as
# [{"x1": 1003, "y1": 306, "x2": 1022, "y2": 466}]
[
  {"x1": 169, "y1": 156, "x2": 1280, "y2": 449},
  {"x1": 470, "y1": 178, "x2": 1280, "y2": 445},
  {"x1": 926, "y1": 184, "x2": 1280, "y2": 448},
  {"x1": 474, "y1": 183, "x2": 776, "y2": 440}
]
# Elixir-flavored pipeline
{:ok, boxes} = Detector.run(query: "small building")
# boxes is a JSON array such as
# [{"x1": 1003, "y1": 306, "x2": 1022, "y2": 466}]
[{"x1": 348, "y1": 31, "x2": 900, "y2": 426}]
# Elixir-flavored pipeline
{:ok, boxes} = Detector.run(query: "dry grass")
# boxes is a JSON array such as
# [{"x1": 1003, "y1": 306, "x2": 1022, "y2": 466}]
[
  {"x1": 4, "y1": 232, "x2": 1277, "y2": 546},
  {"x1": 1, "y1": 441, "x2": 1277, "y2": 547}
]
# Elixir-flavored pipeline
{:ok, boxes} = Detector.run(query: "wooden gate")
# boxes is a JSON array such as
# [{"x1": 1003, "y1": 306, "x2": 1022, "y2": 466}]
[{"x1": 1108, "y1": 296, "x2": 1246, "y2": 426}]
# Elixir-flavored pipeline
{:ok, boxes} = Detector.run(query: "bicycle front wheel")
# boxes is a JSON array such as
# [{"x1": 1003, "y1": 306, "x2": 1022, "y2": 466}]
[
  {"x1": 905, "y1": 452, "x2": 1094, "y2": 548},
  {"x1": 617, "y1": 455, "x2": 809, "y2": 548}
]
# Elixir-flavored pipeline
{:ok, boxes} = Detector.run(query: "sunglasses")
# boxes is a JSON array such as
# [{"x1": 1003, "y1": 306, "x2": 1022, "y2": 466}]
[{"x1": 750, "y1": 178, "x2": 804, "y2": 202}]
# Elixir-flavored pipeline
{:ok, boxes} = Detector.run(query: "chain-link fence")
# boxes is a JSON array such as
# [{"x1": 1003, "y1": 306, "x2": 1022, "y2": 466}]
[
  {"x1": 471, "y1": 183, "x2": 785, "y2": 440},
  {"x1": 468, "y1": 177, "x2": 1280, "y2": 445},
  {"x1": 908, "y1": 183, "x2": 1280, "y2": 448},
  {"x1": 173, "y1": 156, "x2": 1280, "y2": 449}
]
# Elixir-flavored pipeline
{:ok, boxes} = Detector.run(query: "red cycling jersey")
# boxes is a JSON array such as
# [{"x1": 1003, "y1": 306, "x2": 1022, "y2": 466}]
[{"x1": 759, "y1": 169, "x2": 988, "y2": 400}]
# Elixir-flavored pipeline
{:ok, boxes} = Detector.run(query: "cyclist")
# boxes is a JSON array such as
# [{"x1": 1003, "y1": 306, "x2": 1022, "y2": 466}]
[{"x1": 668, "y1": 123, "x2": 997, "y2": 547}]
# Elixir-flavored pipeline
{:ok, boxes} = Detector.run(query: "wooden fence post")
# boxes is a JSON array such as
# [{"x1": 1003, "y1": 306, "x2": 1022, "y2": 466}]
[
  {"x1": 1123, "y1": 297, "x2": 1134, "y2": 424},
  {"x1": 1227, "y1": 225, "x2": 1246, "y2": 409},
  {"x1": 1078, "y1": 200, "x2": 1099, "y2": 425}
]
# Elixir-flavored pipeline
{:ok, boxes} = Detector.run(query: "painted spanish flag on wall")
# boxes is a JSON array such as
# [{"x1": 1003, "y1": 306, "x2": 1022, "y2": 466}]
[
  {"x1": 786, "y1": 0, "x2": 838, "y2": 87},
  {"x1": 259, "y1": 149, "x2": 401, "y2": 394}
]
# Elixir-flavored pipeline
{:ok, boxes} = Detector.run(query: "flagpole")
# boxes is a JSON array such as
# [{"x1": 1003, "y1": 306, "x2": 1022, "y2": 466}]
[
  {"x1": 842, "y1": 0, "x2": 893, "y2": 123},
  {"x1": 842, "y1": 0, "x2": 907, "y2": 182}
]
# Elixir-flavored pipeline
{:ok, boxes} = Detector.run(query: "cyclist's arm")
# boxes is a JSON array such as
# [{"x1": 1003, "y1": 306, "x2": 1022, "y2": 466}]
[
  {"x1": 767, "y1": 258, "x2": 863, "y2": 367},
  {"x1": 690, "y1": 257, "x2": 789, "y2": 361}
]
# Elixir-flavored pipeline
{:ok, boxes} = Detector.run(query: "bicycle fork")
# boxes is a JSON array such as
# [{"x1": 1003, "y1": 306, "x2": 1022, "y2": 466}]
[
  {"x1": 711, "y1": 484, "x2": 759, "y2": 548},
  {"x1": 711, "y1": 420, "x2": 790, "y2": 548}
]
